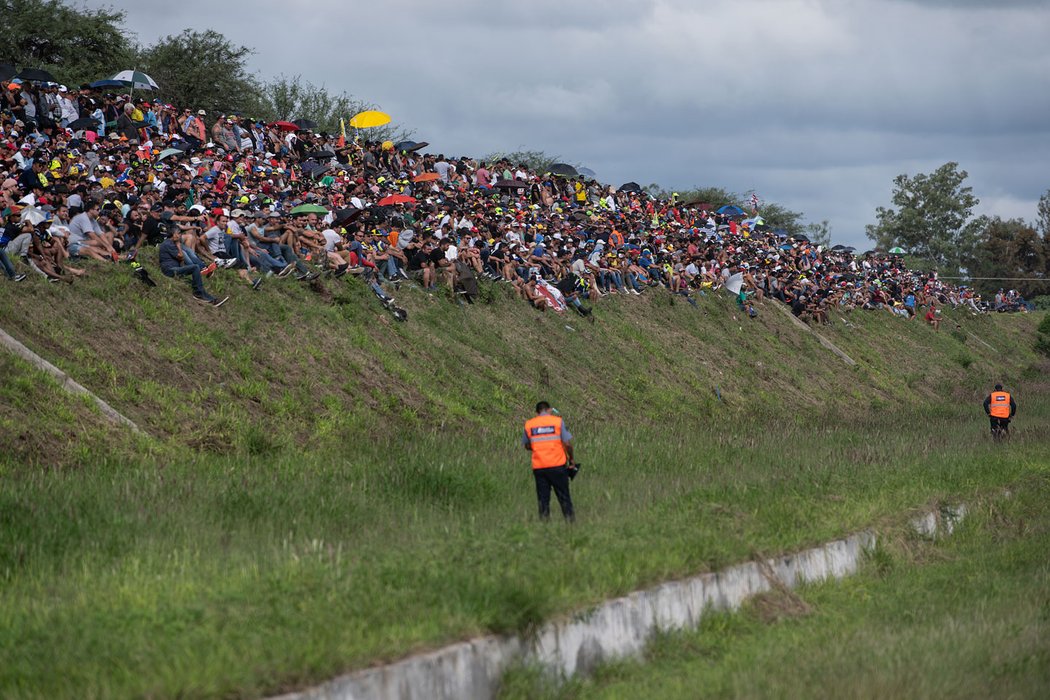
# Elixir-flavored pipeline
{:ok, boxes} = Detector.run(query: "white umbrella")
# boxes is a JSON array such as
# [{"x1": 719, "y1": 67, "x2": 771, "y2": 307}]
[
  {"x1": 20, "y1": 205, "x2": 47, "y2": 226},
  {"x1": 110, "y1": 69, "x2": 159, "y2": 91},
  {"x1": 725, "y1": 272, "x2": 744, "y2": 296}
]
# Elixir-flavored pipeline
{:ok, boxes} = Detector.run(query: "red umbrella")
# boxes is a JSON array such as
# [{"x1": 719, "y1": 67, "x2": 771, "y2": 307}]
[
  {"x1": 412, "y1": 173, "x2": 440, "y2": 183},
  {"x1": 269, "y1": 121, "x2": 300, "y2": 132},
  {"x1": 377, "y1": 194, "x2": 417, "y2": 206}
]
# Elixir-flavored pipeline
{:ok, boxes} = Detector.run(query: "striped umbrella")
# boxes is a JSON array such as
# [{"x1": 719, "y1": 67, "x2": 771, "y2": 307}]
[{"x1": 110, "y1": 70, "x2": 159, "y2": 91}]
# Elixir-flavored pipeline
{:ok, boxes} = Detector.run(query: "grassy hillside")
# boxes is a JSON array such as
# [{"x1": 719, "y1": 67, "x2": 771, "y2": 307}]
[
  {"x1": 0, "y1": 260, "x2": 1047, "y2": 698},
  {"x1": 0, "y1": 256, "x2": 1043, "y2": 463}
]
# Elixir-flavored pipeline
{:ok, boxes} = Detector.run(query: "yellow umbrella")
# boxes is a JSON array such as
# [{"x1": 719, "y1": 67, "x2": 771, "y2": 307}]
[{"x1": 349, "y1": 110, "x2": 391, "y2": 129}]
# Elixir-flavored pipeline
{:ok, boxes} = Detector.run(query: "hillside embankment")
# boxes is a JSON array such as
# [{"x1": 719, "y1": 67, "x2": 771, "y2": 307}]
[{"x1": 0, "y1": 264, "x2": 1047, "y2": 699}]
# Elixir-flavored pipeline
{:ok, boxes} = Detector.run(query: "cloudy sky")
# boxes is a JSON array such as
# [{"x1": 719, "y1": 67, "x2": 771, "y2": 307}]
[{"x1": 88, "y1": 0, "x2": 1049, "y2": 246}]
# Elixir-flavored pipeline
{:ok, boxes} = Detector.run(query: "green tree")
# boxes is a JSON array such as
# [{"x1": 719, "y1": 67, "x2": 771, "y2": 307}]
[
  {"x1": 1036, "y1": 189, "x2": 1050, "y2": 239},
  {"x1": 674, "y1": 186, "x2": 738, "y2": 208},
  {"x1": 805, "y1": 219, "x2": 831, "y2": 247},
  {"x1": 0, "y1": 0, "x2": 133, "y2": 87},
  {"x1": 759, "y1": 202, "x2": 806, "y2": 238},
  {"x1": 865, "y1": 162, "x2": 987, "y2": 275},
  {"x1": 259, "y1": 75, "x2": 410, "y2": 141},
  {"x1": 483, "y1": 150, "x2": 568, "y2": 174},
  {"x1": 967, "y1": 217, "x2": 1049, "y2": 298},
  {"x1": 138, "y1": 29, "x2": 263, "y2": 116}
]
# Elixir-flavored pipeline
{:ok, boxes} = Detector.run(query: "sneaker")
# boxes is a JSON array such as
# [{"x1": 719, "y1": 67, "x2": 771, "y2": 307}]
[
  {"x1": 47, "y1": 276, "x2": 61, "y2": 284},
  {"x1": 302, "y1": 271, "x2": 320, "y2": 281},
  {"x1": 398, "y1": 268, "x2": 410, "y2": 281},
  {"x1": 278, "y1": 263, "x2": 295, "y2": 278},
  {"x1": 12, "y1": 274, "x2": 26, "y2": 282},
  {"x1": 211, "y1": 296, "x2": 230, "y2": 307},
  {"x1": 193, "y1": 294, "x2": 211, "y2": 304},
  {"x1": 251, "y1": 277, "x2": 263, "y2": 290},
  {"x1": 202, "y1": 262, "x2": 218, "y2": 277},
  {"x1": 630, "y1": 289, "x2": 641, "y2": 296}
]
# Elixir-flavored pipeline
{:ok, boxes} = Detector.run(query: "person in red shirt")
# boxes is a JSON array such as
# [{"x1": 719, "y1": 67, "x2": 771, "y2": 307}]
[{"x1": 925, "y1": 303, "x2": 941, "y2": 330}]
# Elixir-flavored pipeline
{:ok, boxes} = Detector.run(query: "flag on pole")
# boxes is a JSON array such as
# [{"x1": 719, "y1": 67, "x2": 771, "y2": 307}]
[{"x1": 337, "y1": 118, "x2": 346, "y2": 148}]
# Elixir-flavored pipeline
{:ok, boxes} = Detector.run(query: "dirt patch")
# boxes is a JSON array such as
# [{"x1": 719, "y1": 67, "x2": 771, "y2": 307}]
[{"x1": 752, "y1": 558, "x2": 814, "y2": 623}]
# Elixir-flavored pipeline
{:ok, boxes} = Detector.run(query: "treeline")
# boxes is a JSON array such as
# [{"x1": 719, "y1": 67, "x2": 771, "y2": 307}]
[{"x1": 0, "y1": 0, "x2": 406, "y2": 138}]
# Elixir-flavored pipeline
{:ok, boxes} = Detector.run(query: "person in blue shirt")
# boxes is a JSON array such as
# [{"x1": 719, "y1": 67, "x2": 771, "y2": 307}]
[{"x1": 157, "y1": 226, "x2": 226, "y2": 306}]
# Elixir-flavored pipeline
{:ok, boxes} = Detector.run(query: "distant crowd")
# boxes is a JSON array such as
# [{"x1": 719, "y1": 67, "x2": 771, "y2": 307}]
[{"x1": 2, "y1": 79, "x2": 1032, "y2": 321}]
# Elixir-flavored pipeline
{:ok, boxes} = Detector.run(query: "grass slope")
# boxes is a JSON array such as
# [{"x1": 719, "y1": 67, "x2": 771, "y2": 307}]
[
  {"x1": 0, "y1": 262, "x2": 1047, "y2": 698},
  {"x1": 510, "y1": 473, "x2": 1050, "y2": 700}
]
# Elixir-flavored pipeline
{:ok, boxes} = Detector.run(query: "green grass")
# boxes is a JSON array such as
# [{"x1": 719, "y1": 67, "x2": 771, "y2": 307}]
[
  {"x1": 508, "y1": 472, "x2": 1050, "y2": 699},
  {"x1": 0, "y1": 262, "x2": 1048, "y2": 698}
]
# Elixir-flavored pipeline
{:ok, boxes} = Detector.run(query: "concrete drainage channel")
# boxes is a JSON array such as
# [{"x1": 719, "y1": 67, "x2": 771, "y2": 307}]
[{"x1": 273, "y1": 504, "x2": 967, "y2": 700}]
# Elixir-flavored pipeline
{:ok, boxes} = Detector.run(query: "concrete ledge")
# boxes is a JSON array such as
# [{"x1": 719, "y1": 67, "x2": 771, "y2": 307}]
[
  {"x1": 0, "y1": 326, "x2": 145, "y2": 435},
  {"x1": 272, "y1": 507, "x2": 961, "y2": 700}
]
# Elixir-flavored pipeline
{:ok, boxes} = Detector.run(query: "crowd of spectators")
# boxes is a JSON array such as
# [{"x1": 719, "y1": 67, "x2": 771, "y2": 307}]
[{"x1": 1, "y1": 79, "x2": 1025, "y2": 324}]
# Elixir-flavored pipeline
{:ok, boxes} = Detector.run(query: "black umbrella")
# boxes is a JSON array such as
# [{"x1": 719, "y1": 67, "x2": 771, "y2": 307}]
[
  {"x1": 831, "y1": 244, "x2": 846, "y2": 250},
  {"x1": 0, "y1": 64, "x2": 15, "y2": 82},
  {"x1": 66, "y1": 117, "x2": 101, "y2": 131},
  {"x1": 493, "y1": 179, "x2": 530, "y2": 190},
  {"x1": 618, "y1": 181, "x2": 642, "y2": 193},
  {"x1": 293, "y1": 118, "x2": 318, "y2": 130},
  {"x1": 407, "y1": 141, "x2": 428, "y2": 152},
  {"x1": 304, "y1": 149, "x2": 336, "y2": 161},
  {"x1": 15, "y1": 68, "x2": 56, "y2": 83},
  {"x1": 334, "y1": 207, "x2": 367, "y2": 225},
  {"x1": 309, "y1": 164, "x2": 333, "y2": 179},
  {"x1": 548, "y1": 163, "x2": 578, "y2": 177},
  {"x1": 394, "y1": 140, "x2": 417, "y2": 151},
  {"x1": 88, "y1": 79, "x2": 125, "y2": 89},
  {"x1": 791, "y1": 233, "x2": 810, "y2": 242}
]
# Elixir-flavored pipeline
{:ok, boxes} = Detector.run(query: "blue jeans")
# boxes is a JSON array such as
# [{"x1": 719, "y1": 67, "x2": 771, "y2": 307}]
[
  {"x1": 163, "y1": 263, "x2": 208, "y2": 297},
  {"x1": 0, "y1": 249, "x2": 16, "y2": 279},
  {"x1": 181, "y1": 244, "x2": 204, "y2": 269}
]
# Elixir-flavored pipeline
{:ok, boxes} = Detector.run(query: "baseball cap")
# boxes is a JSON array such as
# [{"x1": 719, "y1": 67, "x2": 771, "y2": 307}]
[{"x1": 231, "y1": 208, "x2": 246, "y2": 217}]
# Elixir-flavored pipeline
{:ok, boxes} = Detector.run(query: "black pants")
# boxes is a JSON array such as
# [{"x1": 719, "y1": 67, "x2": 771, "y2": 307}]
[
  {"x1": 990, "y1": 416, "x2": 1010, "y2": 435},
  {"x1": 533, "y1": 466, "x2": 574, "y2": 522}
]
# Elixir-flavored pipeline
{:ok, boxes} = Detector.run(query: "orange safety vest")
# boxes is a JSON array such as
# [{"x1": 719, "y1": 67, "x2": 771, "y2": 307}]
[
  {"x1": 989, "y1": 391, "x2": 1011, "y2": 418},
  {"x1": 608, "y1": 230, "x2": 624, "y2": 248},
  {"x1": 524, "y1": 414, "x2": 568, "y2": 469}
]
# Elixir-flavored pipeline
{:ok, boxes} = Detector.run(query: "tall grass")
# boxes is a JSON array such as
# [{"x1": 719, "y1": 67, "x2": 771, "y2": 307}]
[{"x1": 1, "y1": 402, "x2": 1047, "y2": 698}]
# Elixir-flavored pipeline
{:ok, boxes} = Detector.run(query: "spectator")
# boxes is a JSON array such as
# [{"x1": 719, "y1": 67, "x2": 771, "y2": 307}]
[{"x1": 157, "y1": 227, "x2": 227, "y2": 306}]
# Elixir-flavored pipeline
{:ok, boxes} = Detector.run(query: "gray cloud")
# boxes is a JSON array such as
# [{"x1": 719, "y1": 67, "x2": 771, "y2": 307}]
[{"x1": 83, "y1": 0, "x2": 1050, "y2": 246}]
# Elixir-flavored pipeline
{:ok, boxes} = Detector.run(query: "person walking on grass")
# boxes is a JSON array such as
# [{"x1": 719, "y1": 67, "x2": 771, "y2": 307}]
[
  {"x1": 983, "y1": 383, "x2": 1016, "y2": 440},
  {"x1": 522, "y1": 401, "x2": 576, "y2": 522}
]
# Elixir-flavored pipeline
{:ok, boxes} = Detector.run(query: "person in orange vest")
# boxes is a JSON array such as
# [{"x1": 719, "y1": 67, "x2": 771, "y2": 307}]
[
  {"x1": 983, "y1": 383, "x2": 1016, "y2": 439},
  {"x1": 522, "y1": 401, "x2": 576, "y2": 522}
]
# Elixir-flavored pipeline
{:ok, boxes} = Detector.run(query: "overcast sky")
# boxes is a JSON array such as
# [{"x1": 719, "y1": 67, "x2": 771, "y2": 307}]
[{"x1": 87, "y1": 0, "x2": 1050, "y2": 246}]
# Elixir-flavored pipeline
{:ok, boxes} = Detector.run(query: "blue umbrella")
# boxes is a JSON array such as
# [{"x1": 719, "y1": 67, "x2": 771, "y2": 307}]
[{"x1": 717, "y1": 204, "x2": 745, "y2": 217}]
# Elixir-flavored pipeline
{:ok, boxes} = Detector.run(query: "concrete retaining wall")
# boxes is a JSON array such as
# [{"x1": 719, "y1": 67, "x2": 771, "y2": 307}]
[{"x1": 273, "y1": 505, "x2": 965, "y2": 700}]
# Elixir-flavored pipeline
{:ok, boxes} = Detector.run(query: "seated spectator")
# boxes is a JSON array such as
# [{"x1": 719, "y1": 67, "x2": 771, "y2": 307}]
[
  {"x1": 157, "y1": 227, "x2": 227, "y2": 306},
  {"x1": 925, "y1": 303, "x2": 941, "y2": 331}
]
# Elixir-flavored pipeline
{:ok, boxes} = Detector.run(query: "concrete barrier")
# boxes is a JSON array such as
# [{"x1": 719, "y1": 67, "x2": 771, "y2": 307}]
[{"x1": 272, "y1": 505, "x2": 963, "y2": 700}]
